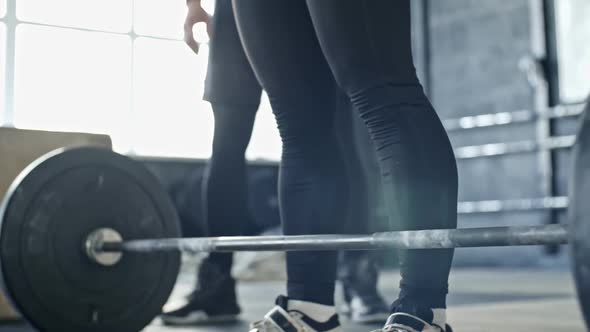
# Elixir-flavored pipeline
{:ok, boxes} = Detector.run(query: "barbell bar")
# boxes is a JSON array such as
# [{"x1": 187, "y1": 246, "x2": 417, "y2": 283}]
[
  {"x1": 93, "y1": 224, "x2": 569, "y2": 256},
  {"x1": 0, "y1": 98, "x2": 588, "y2": 332}
]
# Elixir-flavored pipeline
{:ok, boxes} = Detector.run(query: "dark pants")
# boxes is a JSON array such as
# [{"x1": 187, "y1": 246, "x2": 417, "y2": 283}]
[
  {"x1": 200, "y1": 0, "x2": 388, "y2": 306},
  {"x1": 232, "y1": 0, "x2": 458, "y2": 308}
]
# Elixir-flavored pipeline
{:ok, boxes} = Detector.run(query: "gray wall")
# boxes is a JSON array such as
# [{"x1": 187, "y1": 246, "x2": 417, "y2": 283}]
[{"x1": 417, "y1": 0, "x2": 573, "y2": 267}]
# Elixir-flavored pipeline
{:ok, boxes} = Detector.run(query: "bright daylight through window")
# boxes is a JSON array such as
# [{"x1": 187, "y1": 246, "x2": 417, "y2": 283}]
[{"x1": 1, "y1": 0, "x2": 281, "y2": 160}]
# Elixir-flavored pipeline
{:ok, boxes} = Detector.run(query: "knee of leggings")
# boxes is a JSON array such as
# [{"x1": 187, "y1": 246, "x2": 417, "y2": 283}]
[
  {"x1": 281, "y1": 137, "x2": 338, "y2": 165},
  {"x1": 276, "y1": 121, "x2": 337, "y2": 161},
  {"x1": 346, "y1": 83, "x2": 428, "y2": 116}
]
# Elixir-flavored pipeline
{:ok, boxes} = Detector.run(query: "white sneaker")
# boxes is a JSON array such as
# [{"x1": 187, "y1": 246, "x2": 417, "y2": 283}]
[
  {"x1": 372, "y1": 302, "x2": 452, "y2": 332},
  {"x1": 250, "y1": 296, "x2": 342, "y2": 332},
  {"x1": 375, "y1": 312, "x2": 452, "y2": 332}
]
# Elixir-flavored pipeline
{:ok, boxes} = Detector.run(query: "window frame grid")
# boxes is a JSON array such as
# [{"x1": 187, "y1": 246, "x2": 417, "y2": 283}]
[{"x1": 0, "y1": 0, "x2": 190, "y2": 156}]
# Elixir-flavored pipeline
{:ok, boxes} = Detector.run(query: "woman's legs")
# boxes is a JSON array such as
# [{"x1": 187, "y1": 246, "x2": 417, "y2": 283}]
[
  {"x1": 306, "y1": 0, "x2": 458, "y2": 309},
  {"x1": 333, "y1": 91, "x2": 389, "y2": 323},
  {"x1": 203, "y1": 102, "x2": 259, "y2": 274},
  {"x1": 233, "y1": 0, "x2": 347, "y2": 306},
  {"x1": 233, "y1": 0, "x2": 457, "y2": 329},
  {"x1": 202, "y1": 0, "x2": 264, "y2": 275},
  {"x1": 161, "y1": 0, "x2": 264, "y2": 324}
]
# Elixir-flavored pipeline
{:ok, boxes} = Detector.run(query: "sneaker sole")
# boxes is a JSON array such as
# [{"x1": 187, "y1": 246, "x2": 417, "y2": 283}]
[{"x1": 161, "y1": 313, "x2": 240, "y2": 326}]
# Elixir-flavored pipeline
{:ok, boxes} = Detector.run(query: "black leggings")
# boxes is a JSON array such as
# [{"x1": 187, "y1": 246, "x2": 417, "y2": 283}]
[
  {"x1": 202, "y1": 0, "x2": 385, "y2": 301},
  {"x1": 203, "y1": 100, "x2": 384, "y2": 296},
  {"x1": 233, "y1": 0, "x2": 458, "y2": 308},
  {"x1": 203, "y1": 103, "x2": 259, "y2": 274}
]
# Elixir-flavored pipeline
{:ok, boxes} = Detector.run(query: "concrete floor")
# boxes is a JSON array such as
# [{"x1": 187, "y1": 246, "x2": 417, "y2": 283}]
[
  {"x1": 0, "y1": 268, "x2": 586, "y2": 332},
  {"x1": 150, "y1": 268, "x2": 586, "y2": 332}
]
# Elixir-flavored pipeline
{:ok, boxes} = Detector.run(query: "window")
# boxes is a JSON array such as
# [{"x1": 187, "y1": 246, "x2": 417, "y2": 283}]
[
  {"x1": 0, "y1": 0, "x2": 6, "y2": 18},
  {"x1": 131, "y1": 37, "x2": 213, "y2": 158},
  {"x1": 134, "y1": 0, "x2": 186, "y2": 40},
  {"x1": 555, "y1": 0, "x2": 590, "y2": 103},
  {"x1": 14, "y1": 24, "x2": 132, "y2": 149},
  {"x1": 133, "y1": 0, "x2": 215, "y2": 40},
  {"x1": 1, "y1": 0, "x2": 283, "y2": 160},
  {"x1": 0, "y1": 23, "x2": 5, "y2": 123},
  {"x1": 246, "y1": 94, "x2": 281, "y2": 162},
  {"x1": 17, "y1": 0, "x2": 132, "y2": 33}
]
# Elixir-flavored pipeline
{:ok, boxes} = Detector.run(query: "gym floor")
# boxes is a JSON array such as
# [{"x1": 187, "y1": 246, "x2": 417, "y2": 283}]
[{"x1": 0, "y1": 267, "x2": 584, "y2": 332}]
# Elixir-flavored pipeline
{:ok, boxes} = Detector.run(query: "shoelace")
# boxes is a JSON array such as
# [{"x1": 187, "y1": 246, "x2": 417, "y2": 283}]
[
  {"x1": 385, "y1": 326, "x2": 416, "y2": 332},
  {"x1": 250, "y1": 315, "x2": 303, "y2": 332},
  {"x1": 250, "y1": 319, "x2": 281, "y2": 332},
  {"x1": 379, "y1": 323, "x2": 449, "y2": 332},
  {"x1": 372, "y1": 323, "x2": 448, "y2": 332},
  {"x1": 370, "y1": 326, "x2": 416, "y2": 332},
  {"x1": 371, "y1": 312, "x2": 445, "y2": 332}
]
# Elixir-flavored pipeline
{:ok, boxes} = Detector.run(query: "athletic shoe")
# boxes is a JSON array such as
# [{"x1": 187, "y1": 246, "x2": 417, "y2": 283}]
[
  {"x1": 249, "y1": 295, "x2": 342, "y2": 332},
  {"x1": 160, "y1": 259, "x2": 240, "y2": 325},
  {"x1": 372, "y1": 301, "x2": 453, "y2": 332}
]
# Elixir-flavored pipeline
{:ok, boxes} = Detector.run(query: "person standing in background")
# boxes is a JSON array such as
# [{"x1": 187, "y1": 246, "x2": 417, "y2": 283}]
[{"x1": 160, "y1": 0, "x2": 390, "y2": 326}]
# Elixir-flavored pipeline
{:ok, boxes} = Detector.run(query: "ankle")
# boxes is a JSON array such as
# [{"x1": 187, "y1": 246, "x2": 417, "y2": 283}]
[
  {"x1": 287, "y1": 281, "x2": 335, "y2": 306},
  {"x1": 391, "y1": 301, "x2": 447, "y2": 328},
  {"x1": 397, "y1": 284, "x2": 448, "y2": 309}
]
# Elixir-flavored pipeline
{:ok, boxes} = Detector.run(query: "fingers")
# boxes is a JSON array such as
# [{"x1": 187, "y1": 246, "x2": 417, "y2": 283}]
[
  {"x1": 184, "y1": 21, "x2": 200, "y2": 54},
  {"x1": 184, "y1": 5, "x2": 212, "y2": 55},
  {"x1": 185, "y1": 33, "x2": 200, "y2": 54}
]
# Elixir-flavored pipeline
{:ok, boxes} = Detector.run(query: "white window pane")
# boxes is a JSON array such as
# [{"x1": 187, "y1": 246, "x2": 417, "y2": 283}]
[
  {"x1": 14, "y1": 24, "x2": 132, "y2": 151},
  {"x1": 134, "y1": 0, "x2": 185, "y2": 39},
  {"x1": 0, "y1": 0, "x2": 6, "y2": 18},
  {"x1": 0, "y1": 23, "x2": 5, "y2": 124},
  {"x1": 134, "y1": 0, "x2": 215, "y2": 39},
  {"x1": 17, "y1": 0, "x2": 132, "y2": 33},
  {"x1": 132, "y1": 37, "x2": 212, "y2": 158},
  {"x1": 556, "y1": 0, "x2": 590, "y2": 103},
  {"x1": 200, "y1": 0, "x2": 216, "y2": 15},
  {"x1": 246, "y1": 93, "x2": 282, "y2": 162}
]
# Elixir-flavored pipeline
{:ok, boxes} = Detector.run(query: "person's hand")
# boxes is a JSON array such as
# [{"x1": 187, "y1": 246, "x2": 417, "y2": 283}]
[{"x1": 184, "y1": 0, "x2": 211, "y2": 54}]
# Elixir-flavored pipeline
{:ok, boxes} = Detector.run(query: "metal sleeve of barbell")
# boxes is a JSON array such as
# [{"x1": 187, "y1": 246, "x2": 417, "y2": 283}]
[{"x1": 99, "y1": 224, "x2": 568, "y2": 253}]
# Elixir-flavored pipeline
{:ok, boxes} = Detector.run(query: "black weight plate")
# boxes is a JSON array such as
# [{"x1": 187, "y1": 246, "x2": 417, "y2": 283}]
[
  {"x1": 570, "y1": 99, "x2": 590, "y2": 329},
  {"x1": 0, "y1": 147, "x2": 181, "y2": 332}
]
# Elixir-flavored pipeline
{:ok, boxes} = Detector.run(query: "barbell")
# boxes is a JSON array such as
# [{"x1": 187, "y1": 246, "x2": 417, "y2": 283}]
[{"x1": 0, "y1": 102, "x2": 588, "y2": 332}]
